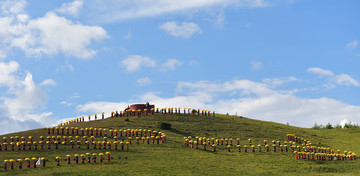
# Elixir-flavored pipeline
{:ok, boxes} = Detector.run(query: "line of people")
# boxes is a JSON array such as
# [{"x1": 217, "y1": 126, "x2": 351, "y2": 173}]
[
  {"x1": 184, "y1": 136, "x2": 291, "y2": 153},
  {"x1": 0, "y1": 134, "x2": 166, "y2": 152},
  {"x1": 183, "y1": 135, "x2": 356, "y2": 162},
  {"x1": 46, "y1": 127, "x2": 163, "y2": 138},
  {"x1": 57, "y1": 107, "x2": 216, "y2": 127},
  {"x1": 287, "y1": 134, "x2": 356, "y2": 161},
  {"x1": 3, "y1": 157, "x2": 46, "y2": 170},
  {"x1": 56, "y1": 152, "x2": 111, "y2": 166}
]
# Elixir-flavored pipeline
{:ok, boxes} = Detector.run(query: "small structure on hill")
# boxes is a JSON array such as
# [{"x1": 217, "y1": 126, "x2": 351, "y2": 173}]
[{"x1": 124, "y1": 102, "x2": 155, "y2": 111}]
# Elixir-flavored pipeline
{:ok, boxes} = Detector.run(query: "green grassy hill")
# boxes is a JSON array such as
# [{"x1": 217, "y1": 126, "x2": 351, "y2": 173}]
[{"x1": 0, "y1": 113, "x2": 359, "y2": 176}]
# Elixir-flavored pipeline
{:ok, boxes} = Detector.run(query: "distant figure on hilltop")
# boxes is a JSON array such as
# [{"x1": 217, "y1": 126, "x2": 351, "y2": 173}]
[{"x1": 124, "y1": 105, "x2": 130, "y2": 111}]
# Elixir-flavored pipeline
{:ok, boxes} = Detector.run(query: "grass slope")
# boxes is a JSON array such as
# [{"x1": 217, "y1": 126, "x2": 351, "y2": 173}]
[{"x1": 0, "y1": 113, "x2": 359, "y2": 176}]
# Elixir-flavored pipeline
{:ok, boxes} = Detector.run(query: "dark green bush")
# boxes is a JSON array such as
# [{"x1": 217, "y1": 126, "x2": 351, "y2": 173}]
[
  {"x1": 325, "y1": 123, "x2": 333, "y2": 129},
  {"x1": 312, "y1": 123, "x2": 322, "y2": 129}
]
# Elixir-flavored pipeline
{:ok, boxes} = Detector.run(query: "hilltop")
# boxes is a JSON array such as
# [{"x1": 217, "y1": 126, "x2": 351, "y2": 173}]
[{"x1": 0, "y1": 113, "x2": 359, "y2": 175}]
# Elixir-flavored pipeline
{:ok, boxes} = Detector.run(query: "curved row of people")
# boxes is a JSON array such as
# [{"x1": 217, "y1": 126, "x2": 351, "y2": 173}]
[
  {"x1": 58, "y1": 107, "x2": 216, "y2": 126},
  {"x1": 183, "y1": 135, "x2": 356, "y2": 161},
  {"x1": 294, "y1": 151, "x2": 356, "y2": 161}
]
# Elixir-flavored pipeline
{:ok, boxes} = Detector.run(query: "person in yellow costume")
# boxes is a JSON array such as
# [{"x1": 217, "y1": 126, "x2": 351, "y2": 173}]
[
  {"x1": 81, "y1": 154, "x2": 86, "y2": 163},
  {"x1": 212, "y1": 144, "x2": 216, "y2": 152},
  {"x1": 99, "y1": 153, "x2": 104, "y2": 163},
  {"x1": 17, "y1": 159, "x2": 23, "y2": 169},
  {"x1": 55, "y1": 156, "x2": 61, "y2": 166},
  {"x1": 25, "y1": 158, "x2": 31, "y2": 168},
  {"x1": 265, "y1": 144, "x2": 269, "y2": 152},
  {"x1": 126, "y1": 142, "x2": 130, "y2": 151},
  {"x1": 237, "y1": 145, "x2": 241, "y2": 152},
  {"x1": 74, "y1": 154, "x2": 79, "y2": 164},
  {"x1": 273, "y1": 144, "x2": 276, "y2": 152},
  {"x1": 41, "y1": 157, "x2": 46, "y2": 167},
  {"x1": 10, "y1": 142, "x2": 14, "y2": 150},
  {"x1": 86, "y1": 153, "x2": 91, "y2": 163},
  {"x1": 107, "y1": 141, "x2": 112, "y2": 149},
  {"x1": 66, "y1": 155, "x2": 71, "y2": 164},
  {"x1": 92, "y1": 153, "x2": 97, "y2": 163},
  {"x1": 106, "y1": 152, "x2": 111, "y2": 161},
  {"x1": 4, "y1": 160, "x2": 9, "y2": 170},
  {"x1": 9, "y1": 159, "x2": 14, "y2": 170},
  {"x1": 203, "y1": 142, "x2": 207, "y2": 150},
  {"x1": 31, "y1": 157, "x2": 37, "y2": 168}
]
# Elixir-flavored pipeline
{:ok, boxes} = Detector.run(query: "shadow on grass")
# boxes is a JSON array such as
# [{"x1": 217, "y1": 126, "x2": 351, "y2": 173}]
[{"x1": 169, "y1": 128, "x2": 192, "y2": 137}]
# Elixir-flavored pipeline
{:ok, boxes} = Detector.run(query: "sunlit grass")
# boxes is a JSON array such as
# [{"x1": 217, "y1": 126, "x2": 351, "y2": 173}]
[{"x1": 0, "y1": 113, "x2": 358, "y2": 175}]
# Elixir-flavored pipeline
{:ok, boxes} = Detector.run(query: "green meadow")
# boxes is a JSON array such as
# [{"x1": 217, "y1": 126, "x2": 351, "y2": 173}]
[{"x1": 0, "y1": 113, "x2": 359, "y2": 176}]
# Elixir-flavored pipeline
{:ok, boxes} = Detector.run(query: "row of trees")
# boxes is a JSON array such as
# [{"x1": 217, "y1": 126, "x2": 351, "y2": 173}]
[{"x1": 312, "y1": 122, "x2": 359, "y2": 129}]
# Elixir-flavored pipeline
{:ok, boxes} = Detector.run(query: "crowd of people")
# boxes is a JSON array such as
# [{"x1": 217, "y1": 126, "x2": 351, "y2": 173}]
[
  {"x1": 0, "y1": 128, "x2": 166, "y2": 152},
  {"x1": 183, "y1": 134, "x2": 356, "y2": 162},
  {"x1": 58, "y1": 108, "x2": 215, "y2": 126}
]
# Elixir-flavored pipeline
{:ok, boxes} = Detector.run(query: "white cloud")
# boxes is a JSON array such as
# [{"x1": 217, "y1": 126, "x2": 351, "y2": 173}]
[
  {"x1": 214, "y1": 9, "x2": 226, "y2": 27},
  {"x1": 160, "y1": 21, "x2": 202, "y2": 38},
  {"x1": 121, "y1": 55, "x2": 156, "y2": 72},
  {"x1": 14, "y1": 12, "x2": 108, "y2": 59},
  {"x1": 57, "y1": 62, "x2": 75, "y2": 72},
  {"x1": 87, "y1": 0, "x2": 268, "y2": 22},
  {"x1": 340, "y1": 119, "x2": 358, "y2": 128},
  {"x1": 121, "y1": 55, "x2": 183, "y2": 72},
  {"x1": 160, "y1": 58, "x2": 183, "y2": 71},
  {"x1": 334, "y1": 74, "x2": 360, "y2": 86},
  {"x1": 76, "y1": 79, "x2": 360, "y2": 128},
  {"x1": 176, "y1": 80, "x2": 274, "y2": 97},
  {"x1": 345, "y1": 40, "x2": 358, "y2": 50},
  {"x1": 60, "y1": 101, "x2": 73, "y2": 107},
  {"x1": 0, "y1": 1, "x2": 108, "y2": 59},
  {"x1": 263, "y1": 76, "x2": 299, "y2": 87},
  {"x1": 307, "y1": 67, "x2": 359, "y2": 87},
  {"x1": 307, "y1": 67, "x2": 334, "y2": 76},
  {"x1": 70, "y1": 94, "x2": 81, "y2": 99},
  {"x1": 213, "y1": 94, "x2": 360, "y2": 128},
  {"x1": 251, "y1": 60, "x2": 263, "y2": 70},
  {"x1": 40, "y1": 79, "x2": 57, "y2": 86},
  {"x1": 56, "y1": 0, "x2": 83, "y2": 18},
  {"x1": 16, "y1": 14, "x2": 29, "y2": 22},
  {"x1": 0, "y1": 0, "x2": 27, "y2": 15},
  {"x1": 59, "y1": 93, "x2": 80, "y2": 108},
  {"x1": 0, "y1": 61, "x2": 19, "y2": 87},
  {"x1": 137, "y1": 77, "x2": 152, "y2": 86},
  {"x1": 0, "y1": 61, "x2": 54, "y2": 134},
  {"x1": 77, "y1": 101, "x2": 130, "y2": 114}
]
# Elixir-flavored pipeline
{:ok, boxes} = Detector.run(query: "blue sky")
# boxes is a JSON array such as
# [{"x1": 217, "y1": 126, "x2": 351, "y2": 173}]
[{"x1": 0, "y1": 0, "x2": 360, "y2": 134}]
